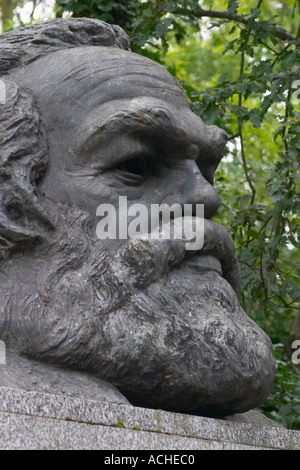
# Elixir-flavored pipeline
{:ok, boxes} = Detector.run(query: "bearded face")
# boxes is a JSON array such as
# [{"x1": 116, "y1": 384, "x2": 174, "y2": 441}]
[{"x1": 0, "y1": 35, "x2": 276, "y2": 417}]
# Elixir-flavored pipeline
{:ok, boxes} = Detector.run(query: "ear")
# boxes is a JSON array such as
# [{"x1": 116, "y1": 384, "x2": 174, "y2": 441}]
[{"x1": 0, "y1": 79, "x2": 54, "y2": 261}]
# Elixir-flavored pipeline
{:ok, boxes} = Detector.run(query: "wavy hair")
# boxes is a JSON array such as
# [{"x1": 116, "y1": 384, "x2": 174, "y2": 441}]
[{"x1": 0, "y1": 18, "x2": 130, "y2": 261}]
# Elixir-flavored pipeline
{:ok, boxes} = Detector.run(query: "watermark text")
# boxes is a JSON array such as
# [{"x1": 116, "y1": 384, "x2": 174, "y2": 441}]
[
  {"x1": 96, "y1": 196, "x2": 204, "y2": 250},
  {"x1": 0, "y1": 80, "x2": 6, "y2": 105},
  {"x1": 291, "y1": 340, "x2": 300, "y2": 365},
  {"x1": 292, "y1": 80, "x2": 300, "y2": 101},
  {"x1": 0, "y1": 341, "x2": 6, "y2": 365}
]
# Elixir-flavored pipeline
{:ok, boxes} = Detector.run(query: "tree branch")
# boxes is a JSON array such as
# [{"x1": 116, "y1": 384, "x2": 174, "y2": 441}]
[
  {"x1": 191, "y1": 8, "x2": 296, "y2": 42},
  {"x1": 30, "y1": 0, "x2": 42, "y2": 21},
  {"x1": 237, "y1": 50, "x2": 256, "y2": 206},
  {"x1": 256, "y1": 0, "x2": 264, "y2": 9}
]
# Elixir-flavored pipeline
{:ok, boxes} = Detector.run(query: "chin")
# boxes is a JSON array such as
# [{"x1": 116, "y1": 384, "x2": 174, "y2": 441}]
[{"x1": 90, "y1": 269, "x2": 276, "y2": 417}]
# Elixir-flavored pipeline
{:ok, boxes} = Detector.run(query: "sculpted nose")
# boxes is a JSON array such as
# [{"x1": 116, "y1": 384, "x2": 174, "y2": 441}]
[{"x1": 183, "y1": 159, "x2": 221, "y2": 219}]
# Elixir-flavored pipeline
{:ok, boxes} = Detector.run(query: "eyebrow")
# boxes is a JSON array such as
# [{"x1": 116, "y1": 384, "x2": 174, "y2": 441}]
[{"x1": 78, "y1": 105, "x2": 188, "y2": 156}]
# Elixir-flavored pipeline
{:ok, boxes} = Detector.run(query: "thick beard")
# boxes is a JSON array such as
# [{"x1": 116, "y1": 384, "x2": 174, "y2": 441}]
[
  {"x1": 92, "y1": 268, "x2": 275, "y2": 416},
  {"x1": 3, "y1": 202, "x2": 276, "y2": 417}
]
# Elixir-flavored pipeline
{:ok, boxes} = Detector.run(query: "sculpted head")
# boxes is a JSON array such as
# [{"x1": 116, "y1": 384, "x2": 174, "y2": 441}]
[{"x1": 0, "y1": 18, "x2": 275, "y2": 416}]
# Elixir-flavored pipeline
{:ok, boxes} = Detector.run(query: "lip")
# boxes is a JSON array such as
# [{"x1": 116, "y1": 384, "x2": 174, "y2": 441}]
[
  {"x1": 179, "y1": 217, "x2": 241, "y2": 293},
  {"x1": 182, "y1": 254, "x2": 222, "y2": 276}
]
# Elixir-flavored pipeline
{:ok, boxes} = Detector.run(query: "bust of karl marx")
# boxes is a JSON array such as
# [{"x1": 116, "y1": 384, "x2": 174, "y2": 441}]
[{"x1": 0, "y1": 18, "x2": 275, "y2": 417}]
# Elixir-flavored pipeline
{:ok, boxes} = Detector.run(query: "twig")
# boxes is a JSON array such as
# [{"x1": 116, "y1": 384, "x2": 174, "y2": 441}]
[
  {"x1": 191, "y1": 7, "x2": 296, "y2": 41},
  {"x1": 258, "y1": 216, "x2": 273, "y2": 234},
  {"x1": 30, "y1": 0, "x2": 42, "y2": 21},
  {"x1": 260, "y1": 252, "x2": 270, "y2": 299},
  {"x1": 238, "y1": 50, "x2": 256, "y2": 206}
]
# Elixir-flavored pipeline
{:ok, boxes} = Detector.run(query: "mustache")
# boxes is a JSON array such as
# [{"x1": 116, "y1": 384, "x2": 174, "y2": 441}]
[
  {"x1": 44, "y1": 207, "x2": 240, "y2": 311},
  {"x1": 114, "y1": 217, "x2": 240, "y2": 293}
]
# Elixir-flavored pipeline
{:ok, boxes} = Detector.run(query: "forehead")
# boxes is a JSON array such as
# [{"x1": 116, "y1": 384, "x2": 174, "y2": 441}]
[
  {"x1": 20, "y1": 46, "x2": 189, "y2": 122},
  {"x1": 17, "y1": 47, "x2": 227, "y2": 166}
]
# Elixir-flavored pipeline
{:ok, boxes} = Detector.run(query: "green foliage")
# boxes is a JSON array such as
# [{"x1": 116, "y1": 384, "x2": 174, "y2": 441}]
[
  {"x1": 0, "y1": 0, "x2": 21, "y2": 30},
  {"x1": 262, "y1": 344, "x2": 300, "y2": 429},
  {"x1": 112, "y1": 421, "x2": 126, "y2": 428}
]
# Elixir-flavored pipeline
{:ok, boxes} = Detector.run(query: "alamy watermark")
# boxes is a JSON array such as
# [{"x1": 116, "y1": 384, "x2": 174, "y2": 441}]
[
  {"x1": 0, "y1": 341, "x2": 6, "y2": 365},
  {"x1": 291, "y1": 340, "x2": 300, "y2": 365},
  {"x1": 96, "y1": 196, "x2": 204, "y2": 250},
  {"x1": 292, "y1": 80, "x2": 300, "y2": 101},
  {"x1": 0, "y1": 80, "x2": 6, "y2": 105}
]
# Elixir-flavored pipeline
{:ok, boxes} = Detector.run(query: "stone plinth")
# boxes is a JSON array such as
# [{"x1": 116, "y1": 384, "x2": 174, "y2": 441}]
[{"x1": 0, "y1": 386, "x2": 299, "y2": 450}]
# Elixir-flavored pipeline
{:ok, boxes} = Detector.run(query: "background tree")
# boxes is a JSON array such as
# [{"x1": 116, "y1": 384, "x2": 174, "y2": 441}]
[
  {"x1": 0, "y1": 0, "x2": 54, "y2": 30},
  {"x1": 0, "y1": 0, "x2": 18, "y2": 28},
  {"x1": 2, "y1": 0, "x2": 300, "y2": 429}
]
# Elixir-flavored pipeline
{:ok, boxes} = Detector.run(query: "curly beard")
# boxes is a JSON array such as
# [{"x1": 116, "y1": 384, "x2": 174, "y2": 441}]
[{"x1": 1, "y1": 201, "x2": 276, "y2": 417}]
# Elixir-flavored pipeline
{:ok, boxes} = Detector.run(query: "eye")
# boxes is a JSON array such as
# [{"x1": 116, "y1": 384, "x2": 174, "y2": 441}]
[
  {"x1": 115, "y1": 156, "x2": 156, "y2": 183},
  {"x1": 123, "y1": 157, "x2": 148, "y2": 176}
]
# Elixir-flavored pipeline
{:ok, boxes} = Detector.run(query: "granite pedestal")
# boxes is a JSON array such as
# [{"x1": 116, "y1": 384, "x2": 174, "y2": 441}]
[{"x1": 0, "y1": 386, "x2": 299, "y2": 450}]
